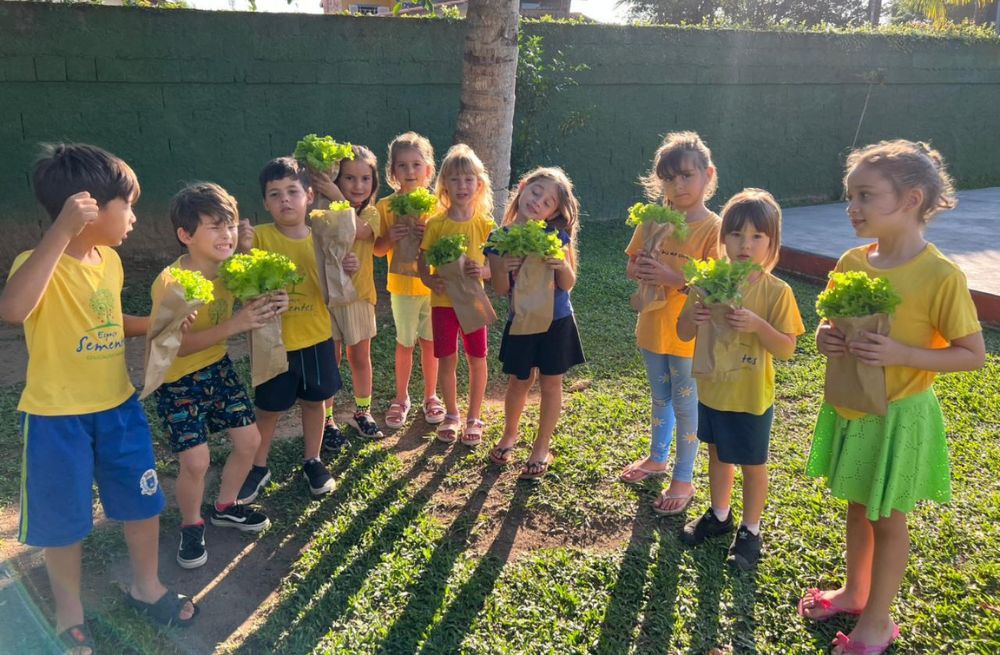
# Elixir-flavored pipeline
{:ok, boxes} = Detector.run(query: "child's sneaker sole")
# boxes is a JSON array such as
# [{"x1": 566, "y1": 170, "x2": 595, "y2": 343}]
[
  {"x1": 209, "y1": 516, "x2": 271, "y2": 533},
  {"x1": 176, "y1": 552, "x2": 207, "y2": 569}
]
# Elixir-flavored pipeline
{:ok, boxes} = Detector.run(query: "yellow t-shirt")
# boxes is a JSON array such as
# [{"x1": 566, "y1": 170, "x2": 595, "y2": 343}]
[
  {"x1": 420, "y1": 211, "x2": 494, "y2": 309},
  {"x1": 10, "y1": 246, "x2": 134, "y2": 415},
  {"x1": 626, "y1": 212, "x2": 722, "y2": 356},
  {"x1": 377, "y1": 194, "x2": 431, "y2": 297},
  {"x1": 253, "y1": 224, "x2": 332, "y2": 351},
  {"x1": 150, "y1": 259, "x2": 235, "y2": 383},
  {"x1": 831, "y1": 243, "x2": 981, "y2": 419},
  {"x1": 690, "y1": 272, "x2": 805, "y2": 415},
  {"x1": 348, "y1": 205, "x2": 383, "y2": 306}
]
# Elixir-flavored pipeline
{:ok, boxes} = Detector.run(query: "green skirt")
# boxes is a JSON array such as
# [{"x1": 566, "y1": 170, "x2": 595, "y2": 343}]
[{"x1": 806, "y1": 388, "x2": 950, "y2": 521}]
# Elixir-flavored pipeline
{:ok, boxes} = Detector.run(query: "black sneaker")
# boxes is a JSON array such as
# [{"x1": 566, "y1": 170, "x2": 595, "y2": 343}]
[
  {"x1": 728, "y1": 525, "x2": 763, "y2": 570},
  {"x1": 303, "y1": 458, "x2": 335, "y2": 496},
  {"x1": 322, "y1": 421, "x2": 348, "y2": 452},
  {"x1": 348, "y1": 411, "x2": 384, "y2": 440},
  {"x1": 237, "y1": 465, "x2": 271, "y2": 504},
  {"x1": 210, "y1": 503, "x2": 271, "y2": 533},
  {"x1": 680, "y1": 507, "x2": 734, "y2": 546},
  {"x1": 177, "y1": 524, "x2": 207, "y2": 569}
]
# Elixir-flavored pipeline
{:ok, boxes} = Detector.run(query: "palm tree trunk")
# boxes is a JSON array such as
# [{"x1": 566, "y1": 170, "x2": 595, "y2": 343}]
[
  {"x1": 453, "y1": 0, "x2": 520, "y2": 218},
  {"x1": 868, "y1": 0, "x2": 882, "y2": 24}
]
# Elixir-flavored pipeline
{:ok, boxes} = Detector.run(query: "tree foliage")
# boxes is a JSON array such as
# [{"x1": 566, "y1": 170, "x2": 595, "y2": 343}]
[{"x1": 615, "y1": 0, "x2": 868, "y2": 26}]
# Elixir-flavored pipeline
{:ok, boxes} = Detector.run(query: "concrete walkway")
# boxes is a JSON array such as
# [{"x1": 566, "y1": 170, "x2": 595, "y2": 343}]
[{"x1": 779, "y1": 187, "x2": 999, "y2": 323}]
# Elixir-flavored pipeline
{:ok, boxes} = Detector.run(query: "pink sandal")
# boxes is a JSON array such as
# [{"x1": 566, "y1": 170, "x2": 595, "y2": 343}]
[
  {"x1": 436, "y1": 414, "x2": 461, "y2": 444},
  {"x1": 832, "y1": 623, "x2": 900, "y2": 654},
  {"x1": 461, "y1": 418, "x2": 483, "y2": 447},
  {"x1": 385, "y1": 400, "x2": 411, "y2": 430},
  {"x1": 423, "y1": 397, "x2": 446, "y2": 425},
  {"x1": 797, "y1": 588, "x2": 863, "y2": 621}
]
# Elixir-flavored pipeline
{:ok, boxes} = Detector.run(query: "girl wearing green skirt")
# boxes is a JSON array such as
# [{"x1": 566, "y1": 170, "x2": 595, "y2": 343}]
[{"x1": 799, "y1": 140, "x2": 985, "y2": 655}]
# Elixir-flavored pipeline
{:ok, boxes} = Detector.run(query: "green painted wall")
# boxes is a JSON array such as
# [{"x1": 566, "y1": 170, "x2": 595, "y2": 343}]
[{"x1": 2, "y1": 3, "x2": 999, "y2": 267}]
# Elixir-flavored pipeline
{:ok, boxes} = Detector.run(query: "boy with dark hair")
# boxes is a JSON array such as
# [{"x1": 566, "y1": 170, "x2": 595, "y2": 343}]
[
  {"x1": 236, "y1": 157, "x2": 340, "y2": 501},
  {"x1": 0, "y1": 143, "x2": 198, "y2": 653},
  {"x1": 151, "y1": 182, "x2": 280, "y2": 569}
]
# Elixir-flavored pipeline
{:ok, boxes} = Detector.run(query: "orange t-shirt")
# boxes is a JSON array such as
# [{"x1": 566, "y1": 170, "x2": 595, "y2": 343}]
[{"x1": 625, "y1": 212, "x2": 721, "y2": 356}]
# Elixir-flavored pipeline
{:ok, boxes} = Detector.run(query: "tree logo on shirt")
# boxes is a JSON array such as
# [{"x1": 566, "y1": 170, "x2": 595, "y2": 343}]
[{"x1": 87, "y1": 289, "x2": 120, "y2": 331}]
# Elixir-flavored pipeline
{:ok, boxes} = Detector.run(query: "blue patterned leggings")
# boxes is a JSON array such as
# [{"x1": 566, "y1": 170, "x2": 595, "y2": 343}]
[{"x1": 640, "y1": 349, "x2": 700, "y2": 482}]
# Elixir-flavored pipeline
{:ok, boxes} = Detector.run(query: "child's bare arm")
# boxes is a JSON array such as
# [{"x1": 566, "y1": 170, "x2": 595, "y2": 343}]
[
  {"x1": 373, "y1": 234, "x2": 391, "y2": 257},
  {"x1": 0, "y1": 192, "x2": 98, "y2": 324},
  {"x1": 237, "y1": 219, "x2": 255, "y2": 254},
  {"x1": 355, "y1": 220, "x2": 375, "y2": 242},
  {"x1": 123, "y1": 314, "x2": 149, "y2": 337},
  {"x1": 487, "y1": 254, "x2": 510, "y2": 295},
  {"x1": 418, "y1": 252, "x2": 445, "y2": 294},
  {"x1": 177, "y1": 295, "x2": 278, "y2": 357},
  {"x1": 727, "y1": 308, "x2": 797, "y2": 359},
  {"x1": 849, "y1": 330, "x2": 985, "y2": 372}
]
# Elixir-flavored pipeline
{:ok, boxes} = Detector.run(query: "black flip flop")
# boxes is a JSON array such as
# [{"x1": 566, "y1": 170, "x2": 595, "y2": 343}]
[
  {"x1": 58, "y1": 623, "x2": 95, "y2": 655},
  {"x1": 124, "y1": 590, "x2": 199, "y2": 628}
]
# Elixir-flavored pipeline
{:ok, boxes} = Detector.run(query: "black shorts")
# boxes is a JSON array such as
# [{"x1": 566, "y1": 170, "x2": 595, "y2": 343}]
[
  {"x1": 498, "y1": 315, "x2": 586, "y2": 381},
  {"x1": 254, "y1": 339, "x2": 342, "y2": 412},
  {"x1": 697, "y1": 402, "x2": 773, "y2": 466}
]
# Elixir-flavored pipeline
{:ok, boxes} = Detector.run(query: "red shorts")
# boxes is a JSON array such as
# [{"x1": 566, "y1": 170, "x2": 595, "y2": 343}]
[{"x1": 431, "y1": 307, "x2": 488, "y2": 359}]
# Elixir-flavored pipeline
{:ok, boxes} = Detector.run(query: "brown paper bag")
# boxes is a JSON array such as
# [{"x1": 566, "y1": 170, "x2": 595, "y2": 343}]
[
  {"x1": 311, "y1": 208, "x2": 358, "y2": 307},
  {"x1": 824, "y1": 313, "x2": 891, "y2": 416},
  {"x1": 689, "y1": 289, "x2": 745, "y2": 380},
  {"x1": 510, "y1": 254, "x2": 555, "y2": 336},
  {"x1": 389, "y1": 215, "x2": 423, "y2": 277},
  {"x1": 630, "y1": 221, "x2": 678, "y2": 313},
  {"x1": 140, "y1": 283, "x2": 204, "y2": 400},
  {"x1": 438, "y1": 255, "x2": 497, "y2": 333},
  {"x1": 249, "y1": 309, "x2": 288, "y2": 388}
]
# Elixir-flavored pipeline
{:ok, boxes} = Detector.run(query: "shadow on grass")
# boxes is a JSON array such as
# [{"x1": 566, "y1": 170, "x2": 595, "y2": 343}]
[
  {"x1": 593, "y1": 500, "x2": 685, "y2": 655},
  {"x1": 685, "y1": 533, "x2": 762, "y2": 655},
  {"x1": 374, "y1": 462, "x2": 503, "y2": 653},
  {"x1": 413, "y1": 481, "x2": 538, "y2": 655},
  {"x1": 235, "y1": 440, "x2": 465, "y2": 655}
]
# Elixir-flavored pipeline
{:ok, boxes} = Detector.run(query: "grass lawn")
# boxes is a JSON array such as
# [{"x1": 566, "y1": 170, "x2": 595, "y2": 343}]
[{"x1": 0, "y1": 219, "x2": 997, "y2": 654}]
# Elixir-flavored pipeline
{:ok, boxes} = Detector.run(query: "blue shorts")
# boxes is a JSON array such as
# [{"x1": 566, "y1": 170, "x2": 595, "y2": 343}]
[
  {"x1": 254, "y1": 339, "x2": 342, "y2": 412},
  {"x1": 155, "y1": 355, "x2": 256, "y2": 454},
  {"x1": 18, "y1": 395, "x2": 166, "y2": 547},
  {"x1": 698, "y1": 402, "x2": 774, "y2": 466}
]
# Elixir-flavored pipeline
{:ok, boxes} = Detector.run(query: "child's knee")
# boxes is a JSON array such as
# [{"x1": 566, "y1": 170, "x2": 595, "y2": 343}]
[
  {"x1": 178, "y1": 445, "x2": 210, "y2": 477},
  {"x1": 539, "y1": 374, "x2": 562, "y2": 391},
  {"x1": 230, "y1": 426, "x2": 261, "y2": 453}
]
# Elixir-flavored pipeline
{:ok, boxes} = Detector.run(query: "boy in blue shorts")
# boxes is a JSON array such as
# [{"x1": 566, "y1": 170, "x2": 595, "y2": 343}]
[
  {"x1": 152, "y1": 183, "x2": 280, "y2": 569},
  {"x1": 0, "y1": 144, "x2": 198, "y2": 653},
  {"x1": 236, "y1": 157, "x2": 340, "y2": 501}
]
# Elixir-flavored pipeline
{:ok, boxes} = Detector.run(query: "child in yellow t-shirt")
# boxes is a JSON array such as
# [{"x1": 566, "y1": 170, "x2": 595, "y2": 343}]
[
  {"x1": 677, "y1": 189, "x2": 804, "y2": 572},
  {"x1": 800, "y1": 141, "x2": 984, "y2": 654},
  {"x1": 151, "y1": 183, "x2": 280, "y2": 570},
  {"x1": 236, "y1": 157, "x2": 340, "y2": 501},
  {"x1": 0, "y1": 143, "x2": 197, "y2": 642},
  {"x1": 418, "y1": 144, "x2": 494, "y2": 445},
  {"x1": 624, "y1": 132, "x2": 722, "y2": 518},
  {"x1": 374, "y1": 132, "x2": 443, "y2": 430},
  {"x1": 310, "y1": 145, "x2": 385, "y2": 442}
]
